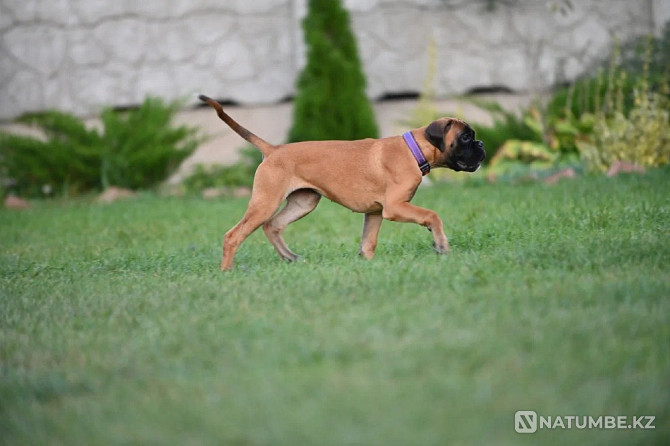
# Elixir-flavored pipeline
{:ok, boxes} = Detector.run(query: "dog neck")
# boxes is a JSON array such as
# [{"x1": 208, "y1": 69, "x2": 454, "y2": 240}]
[{"x1": 402, "y1": 131, "x2": 431, "y2": 176}]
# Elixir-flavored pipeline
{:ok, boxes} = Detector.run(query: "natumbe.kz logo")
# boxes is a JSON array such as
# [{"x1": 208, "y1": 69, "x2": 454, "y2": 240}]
[{"x1": 515, "y1": 410, "x2": 656, "y2": 434}]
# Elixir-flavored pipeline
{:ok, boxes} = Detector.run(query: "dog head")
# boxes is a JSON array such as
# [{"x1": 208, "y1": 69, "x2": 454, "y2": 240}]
[{"x1": 424, "y1": 118, "x2": 485, "y2": 172}]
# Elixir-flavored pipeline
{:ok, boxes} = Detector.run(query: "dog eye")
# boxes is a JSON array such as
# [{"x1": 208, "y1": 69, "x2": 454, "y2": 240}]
[{"x1": 461, "y1": 134, "x2": 472, "y2": 143}]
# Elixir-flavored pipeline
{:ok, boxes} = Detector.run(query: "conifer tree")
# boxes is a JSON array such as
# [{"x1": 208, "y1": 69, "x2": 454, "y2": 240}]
[{"x1": 288, "y1": 0, "x2": 378, "y2": 142}]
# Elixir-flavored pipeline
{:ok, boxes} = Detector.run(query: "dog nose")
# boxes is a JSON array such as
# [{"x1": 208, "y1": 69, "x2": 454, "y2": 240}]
[{"x1": 476, "y1": 141, "x2": 485, "y2": 161}]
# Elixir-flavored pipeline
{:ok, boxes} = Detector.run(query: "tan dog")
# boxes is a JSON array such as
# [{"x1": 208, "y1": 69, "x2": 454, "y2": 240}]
[{"x1": 199, "y1": 95, "x2": 485, "y2": 270}]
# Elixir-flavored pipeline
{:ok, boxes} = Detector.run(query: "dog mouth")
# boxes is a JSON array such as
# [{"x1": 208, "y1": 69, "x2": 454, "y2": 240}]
[
  {"x1": 448, "y1": 159, "x2": 481, "y2": 172},
  {"x1": 457, "y1": 160, "x2": 482, "y2": 172}
]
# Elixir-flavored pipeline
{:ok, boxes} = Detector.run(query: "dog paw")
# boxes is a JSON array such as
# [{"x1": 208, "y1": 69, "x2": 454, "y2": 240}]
[
  {"x1": 432, "y1": 241, "x2": 449, "y2": 254},
  {"x1": 358, "y1": 250, "x2": 375, "y2": 260},
  {"x1": 282, "y1": 253, "x2": 302, "y2": 263}
]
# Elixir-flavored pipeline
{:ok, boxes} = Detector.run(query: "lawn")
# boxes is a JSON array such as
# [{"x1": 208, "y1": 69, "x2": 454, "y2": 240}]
[{"x1": 1, "y1": 169, "x2": 668, "y2": 445}]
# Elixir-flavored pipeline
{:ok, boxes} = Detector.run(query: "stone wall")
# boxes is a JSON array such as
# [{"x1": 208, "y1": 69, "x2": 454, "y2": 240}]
[{"x1": 1, "y1": 0, "x2": 667, "y2": 120}]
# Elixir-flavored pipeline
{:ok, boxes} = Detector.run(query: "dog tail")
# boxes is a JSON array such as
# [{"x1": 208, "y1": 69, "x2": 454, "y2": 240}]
[{"x1": 198, "y1": 94, "x2": 276, "y2": 157}]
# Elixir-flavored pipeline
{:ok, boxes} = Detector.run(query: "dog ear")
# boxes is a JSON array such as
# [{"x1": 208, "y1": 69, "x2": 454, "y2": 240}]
[{"x1": 424, "y1": 120, "x2": 452, "y2": 152}]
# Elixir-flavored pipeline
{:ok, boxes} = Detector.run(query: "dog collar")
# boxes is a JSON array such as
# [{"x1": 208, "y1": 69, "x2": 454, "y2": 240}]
[{"x1": 402, "y1": 131, "x2": 430, "y2": 176}]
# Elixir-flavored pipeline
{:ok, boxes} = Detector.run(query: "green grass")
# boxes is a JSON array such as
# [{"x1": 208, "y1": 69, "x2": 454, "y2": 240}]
[{"x1": 1, "y1": 169, "x2": 669, "y2": 445}]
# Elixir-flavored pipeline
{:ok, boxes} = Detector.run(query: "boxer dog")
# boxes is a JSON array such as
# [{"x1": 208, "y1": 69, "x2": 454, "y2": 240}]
[{"x1": 198, "y1": 95, "x2": 485, "y2": 270}]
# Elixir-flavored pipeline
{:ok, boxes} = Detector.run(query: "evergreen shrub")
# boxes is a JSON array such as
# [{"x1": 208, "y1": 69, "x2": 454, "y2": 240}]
[
  {"x1": 288, "y1": 0, "x2": 378, "y2": 142},
  {"x1": 0, "y1": 97, "x2": 200, "y2": 197}
]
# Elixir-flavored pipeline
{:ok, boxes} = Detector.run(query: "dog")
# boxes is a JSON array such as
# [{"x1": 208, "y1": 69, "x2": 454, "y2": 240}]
[{"x1": 198, "y1": 95, "x2": 485, "y2": 270}]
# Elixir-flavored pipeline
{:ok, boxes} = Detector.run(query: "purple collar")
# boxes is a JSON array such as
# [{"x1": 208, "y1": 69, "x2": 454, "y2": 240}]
[{"x1": 402, "y1": 131, "x2": 430, "y2": 176}]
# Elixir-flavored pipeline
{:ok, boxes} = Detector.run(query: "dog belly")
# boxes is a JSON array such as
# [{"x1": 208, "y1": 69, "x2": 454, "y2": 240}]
[
  {"x1": 291, "y1": 179, "x2": 383, "y2": 214},
  {"x1": 327, "y1": 193, "x2": 383, "y2": 213}
]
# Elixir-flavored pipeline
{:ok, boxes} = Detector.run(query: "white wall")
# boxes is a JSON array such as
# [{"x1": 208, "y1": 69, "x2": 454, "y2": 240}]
[{"x1": 0, "y1": 0, "x2": 661, "y2": 119}]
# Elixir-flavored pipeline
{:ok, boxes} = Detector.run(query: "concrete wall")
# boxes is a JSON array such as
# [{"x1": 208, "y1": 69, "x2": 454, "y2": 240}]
[{"x1": 0, "y1": 0, "x2": 665, "y2": 120}]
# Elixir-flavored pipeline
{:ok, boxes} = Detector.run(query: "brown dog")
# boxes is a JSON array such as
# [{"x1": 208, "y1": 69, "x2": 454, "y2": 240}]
[{"x1": 199, "y1": 95, "x2": 485, "y2": 270}]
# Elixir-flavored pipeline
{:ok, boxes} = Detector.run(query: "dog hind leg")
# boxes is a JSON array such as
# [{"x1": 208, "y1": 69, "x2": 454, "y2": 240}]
[
  {"x1": 220, "y1": 166, "x2": 288, "y2": 270},
  {"x1": 221, "y1": 203, "x2": 281, "y2": 271},
  {"x1": 263, "y1": 189, "x2": 321, "y2": 262}
]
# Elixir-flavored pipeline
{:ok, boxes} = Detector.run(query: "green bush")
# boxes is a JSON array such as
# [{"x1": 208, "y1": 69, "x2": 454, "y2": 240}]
[
  {"x1": 0, "y1": 97, "x2": 200, "y2": 197},
  {"x1": 545, "y1": 68, "x2": 636, "y2": 121},
  {"x1": 99, "y1": 98, "x2": 200, "y2": 190},
  {"x1": 1, "y1": 111, "x2": 103, "y2": 196},
  {"x1": 465, "y1": 23, "x2": 670, "y2": 178},
  {"x1": 468, "y1": 99, "x2": 543, "y2": 162},
  {"x1": 483, "y1": 103, "x2": 584, "y2": 178},
  {"x1": 182, "y1": 145, "x2": 262, "y2": 193},
  {"x1": 288, "y1": 0, "x2": 378, "y2": 142},
  {"x1": 576, "y1": 42, "x2": 670, "y2": 171},
  {"x1": 546, "y1": 24, "x2": 670, "y2": 120},
  {"x1": 619, "y1": 23, "x2": 670, "y2": 78}
]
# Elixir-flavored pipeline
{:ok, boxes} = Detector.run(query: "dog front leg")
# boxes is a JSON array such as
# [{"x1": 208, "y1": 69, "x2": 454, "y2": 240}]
[
  {"x1": 382, "y1": 202, "x2": 449, "y2": 254},
  {"x1": 359, "y1": 212, "x2": 383, "y2": 259}
]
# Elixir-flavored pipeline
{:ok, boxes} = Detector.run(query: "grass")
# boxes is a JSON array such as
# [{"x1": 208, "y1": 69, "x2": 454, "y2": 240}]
[{"x1": 1, "y1": 168, "x2": 669, "y2": 445}]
